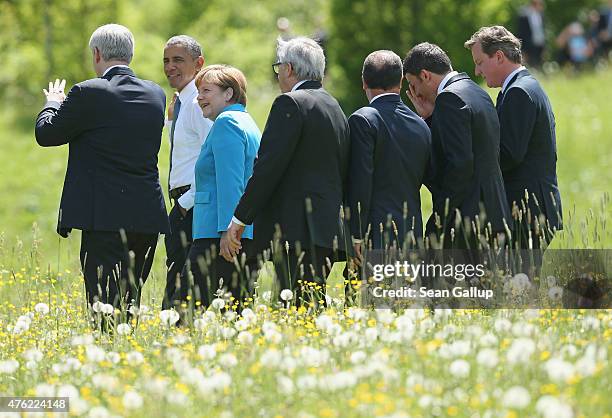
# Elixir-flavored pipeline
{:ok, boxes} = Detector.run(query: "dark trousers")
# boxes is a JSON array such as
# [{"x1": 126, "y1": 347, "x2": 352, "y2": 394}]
[
  {"x1": 162, "y1": 204, "x2": 193, "y2": 310},
  {"x1": 79, "y1": 230, "x2": 158, "y2": 307},
  {"x1": 179, "y1": 238, "x2": 255, "y2": 308},
  {"x1": 273, "y1": 244, "x2": 346, "y2": 306}
]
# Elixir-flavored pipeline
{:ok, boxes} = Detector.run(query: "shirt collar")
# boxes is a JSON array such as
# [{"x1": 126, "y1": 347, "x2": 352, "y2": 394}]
[
  {"x1": 102, "y1": 64, "x2": 130, "y2": 77},
  {"x1": 221, "y1": 103, "x2": 246, "y2": 113},
  {"x1": 178, "y1": 79, "x2": 198, "y2": 102},
  {"x1": 502, "y1": 66, "x2": 526, "y2": 93},
  {"x1": 369, "y1": 92, "x2": 399, "y2": 104},
  {"x1": 437, "y1": 71, "x2": 459, "y2": 94},
  {"x1": 291, "y1": 80, "x2": 311, "y2": 92}
]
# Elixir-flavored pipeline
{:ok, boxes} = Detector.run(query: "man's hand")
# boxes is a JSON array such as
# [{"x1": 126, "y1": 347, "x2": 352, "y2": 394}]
[
  {"x1": 43, "y1": 79, "x2": 66, "y2": 103},
  {"x1": 407, "y1": 83, "x2": 434, "y2": 119},
  {"x1": 220, "y1": 221, "x2": 245, "y2": 262},
  {"x1": 168, "y1": 92, "x2": 179, "y2": 120}
]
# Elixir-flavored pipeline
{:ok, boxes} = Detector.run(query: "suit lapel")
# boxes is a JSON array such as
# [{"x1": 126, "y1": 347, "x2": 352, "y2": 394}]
[
  {"x1": 497, "y1": 69, "x2": 529, "y2": 112},
  {"x1": 442, "y1": 72, "x2": 470, "y2": 90}
]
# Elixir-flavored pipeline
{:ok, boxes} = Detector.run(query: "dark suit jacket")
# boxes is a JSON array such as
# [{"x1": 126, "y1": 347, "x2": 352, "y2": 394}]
[
  {"x1": 517, "y1": 8, "x2": 545, "y2": 53},
  {"x1": 35, "y1": 66, "x2": 169, "y2": 235},
  {"x1": 348, "y1": 94, "x2": 431, "y2": 248},
  {"x1": 234, "y1": 80, "x2": 350, "y2": 254},
  {"x1": 427, "y1": 73, "x2": 511, "y2": 237},
  {"x1": 497, "y1": 69, "x2": 562, "y2": 231}
]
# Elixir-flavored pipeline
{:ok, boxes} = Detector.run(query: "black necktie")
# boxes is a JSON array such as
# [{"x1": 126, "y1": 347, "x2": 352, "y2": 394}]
[
  {"x1": 496, "y1": 90, "x2": 505, "y2": 112},
  {"x1": 168, "y1": 97, "x2": 181, "y2": 191}
]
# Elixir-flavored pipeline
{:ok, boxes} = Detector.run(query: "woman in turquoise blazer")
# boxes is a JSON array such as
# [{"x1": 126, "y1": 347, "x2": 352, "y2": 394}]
[{"x1": 180, "y1": 65, "x2": 260, "y2": 308}]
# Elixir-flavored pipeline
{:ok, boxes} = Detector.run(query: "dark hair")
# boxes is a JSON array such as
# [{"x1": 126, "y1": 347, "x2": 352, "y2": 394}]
[
  {"x1": 403, "y1": 42, "x2": 453, "y2": 76},
  {"x1": 464, "y1": 26, "x2": 522, "y2": 64},
  {"x1": 362, "y1": 50, "x2": 403, "y2": 90}
]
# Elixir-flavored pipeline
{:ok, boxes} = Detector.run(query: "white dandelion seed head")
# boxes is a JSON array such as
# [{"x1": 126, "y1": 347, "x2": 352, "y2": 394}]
[
  {"x1": 122, "y1": 390, "x2": 144, "y2": 410},
  {"x1": 159, "y1": 309, "x2": 180, "y2": 326},
  {"x1": 280, "y1": 289, "x2": 293, "y2": 301},
  {"x1": 34, "y1": 302, "x2": 50, "y2": 315},
  {"x1": 502, "y1": 386, "x2": 531, "y2": 409},
  {"x1": 116, "y1": 323, "x2": 131, "y2": 336}
]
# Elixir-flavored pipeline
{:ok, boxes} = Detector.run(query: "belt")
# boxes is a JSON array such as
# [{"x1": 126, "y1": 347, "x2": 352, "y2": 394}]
[{"x1": 169, "y1": 185, "x2": 191, "y2": 200}]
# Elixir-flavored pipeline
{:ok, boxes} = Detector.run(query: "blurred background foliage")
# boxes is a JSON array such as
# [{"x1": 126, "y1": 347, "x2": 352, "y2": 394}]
[{"x1": 0, "y1": 0, "x2": 604, "y2": 118}]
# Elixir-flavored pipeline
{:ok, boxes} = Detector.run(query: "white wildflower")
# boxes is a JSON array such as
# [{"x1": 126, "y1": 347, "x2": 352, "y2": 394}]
[
  {"x1": 502, "y1": 386, "x2": 531, "y2": 409},
  {"x1": 198, "y1": 344, "x2": 217, "y2": 360},
  {"x1": 211, "y1": 298, "x2": 226, "y2": 310},
  {"x1": 449, "y1": 359, "x2": 470, "y2": 378},
  {"x1": 126, "y1": 351, "x2": 144, "y2": 366},
  {"x1": 476, "y1": 349, "x2": 499, "y2": 368},
  {"x1": 544, "y1": 358, "x2": 575, "y2": 383},
  {"x1": 34, "y1": 302, "x2": 50, "y2": 315},
  {"x1": 280, "y1": 289, "x2": 293, "y2": 301},
  {"x1": 0, "y1": 359, "x2": 19, "y2": 374},
  {"x1": 507, "y1": 338, "x2": 536, "y2": 364},
  {"x1": 237, "y1": 331, "x2": 253, "y2": 345},
  {"x1": 159, "y1": 309, "x2": 180, "y2": 326},
  {"x1": 116, "y1": 323, "x2": 131, "y2": 335},
  {"x1": 122, "y1": 390, "x2": 144, "y2": 410}
]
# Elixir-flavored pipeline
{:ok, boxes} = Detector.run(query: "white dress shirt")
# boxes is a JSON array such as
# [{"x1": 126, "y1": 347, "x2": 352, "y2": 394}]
[
  {"x1": 502, "y1": 66, "x2": 526, "y2": 93},
  {"x1": 437, "y1": 71, "x2": 459, "y2": 95},
  {"x1": 101, "y1": 65, "x2": 130, "y2": 77},
  {"x1": 369, "y1": 92, "x2": 399, "y2": 104},
  {"x1": 168, "y1": 79, "x2": 213, "y2": 210},
  {"x1": 291, "y1": 79, "x2": 311, "y2": 91},
  {"x1": 527, "y1": 8, "x2": 545, "y2": 46}
]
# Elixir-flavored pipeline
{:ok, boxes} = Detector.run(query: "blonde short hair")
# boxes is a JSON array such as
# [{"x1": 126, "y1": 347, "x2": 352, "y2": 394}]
[{"x1": 195, "y1": 65, "x2": 247, "y2": 106}]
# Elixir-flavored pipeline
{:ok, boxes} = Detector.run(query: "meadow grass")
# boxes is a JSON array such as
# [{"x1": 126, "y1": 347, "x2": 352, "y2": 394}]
[{"x1": 0, "y1": 68, "x2": 610, "y2": 418}]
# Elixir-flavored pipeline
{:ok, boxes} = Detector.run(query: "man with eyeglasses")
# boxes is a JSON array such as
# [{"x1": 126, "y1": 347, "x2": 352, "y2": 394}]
[{"x1": 222, "y1": 37, "x2": 350, "y2": 306}]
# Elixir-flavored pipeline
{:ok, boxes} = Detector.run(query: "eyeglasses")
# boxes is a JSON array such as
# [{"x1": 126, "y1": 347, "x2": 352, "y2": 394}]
[
  {"x1": 272, "y1": 61, "x2": 292, "y2": 77},
  {"x1": 272, "y1": 62, "x2": 283, "y2": 76}
]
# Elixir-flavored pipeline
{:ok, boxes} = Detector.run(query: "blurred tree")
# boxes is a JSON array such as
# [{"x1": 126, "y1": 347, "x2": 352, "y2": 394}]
[{"x1": 329, "y1": 0, "x2": 602, "y2": 112}]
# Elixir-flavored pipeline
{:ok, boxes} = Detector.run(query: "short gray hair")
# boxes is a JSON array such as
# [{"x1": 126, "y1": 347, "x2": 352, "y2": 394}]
[
  {"x1": 276, "y1": 36, "x2": 325, "y2": 81},
  {"x1": 165, "y1": 35, "x2": 203, "y2": 60},
  {"x1": 89, "y1": 24, "x2": 134, "y2": 63},
  {"x1": 464, "y1": 26, "x2": 522, "y2": 64}
]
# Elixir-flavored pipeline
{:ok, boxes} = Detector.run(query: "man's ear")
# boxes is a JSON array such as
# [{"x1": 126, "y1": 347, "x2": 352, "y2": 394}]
[
  {"x1": 420, "y1": 69, "x2": 431, "y2": 83},
  {"x1": 362, "y1": 77, "x2": 368, "y2": 91},
  {"x1": 196, "y1": 56, "x2": 205, "y2": 71},
  {"x1": 94, "y1": 47, "x2": 101, "y2": 63},
  {"x1": 496, "y1": 50, "x2": 505, "y2": 64}
]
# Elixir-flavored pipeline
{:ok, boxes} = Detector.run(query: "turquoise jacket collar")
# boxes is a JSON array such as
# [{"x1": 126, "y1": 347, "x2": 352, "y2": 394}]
[{"x1": 221, "y1": 103, "x2": 246, "y2": 113}]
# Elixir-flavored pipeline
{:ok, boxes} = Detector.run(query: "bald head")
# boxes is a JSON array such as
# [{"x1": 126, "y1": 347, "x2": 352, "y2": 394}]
[{"x1": 362, "y1": 50, "x2": 403, "y2": 90}]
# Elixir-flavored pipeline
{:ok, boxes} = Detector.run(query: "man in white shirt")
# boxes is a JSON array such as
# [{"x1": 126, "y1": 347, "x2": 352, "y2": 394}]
[{"x1": 162, "y1": 35, "x2": 213, "y2": 310}]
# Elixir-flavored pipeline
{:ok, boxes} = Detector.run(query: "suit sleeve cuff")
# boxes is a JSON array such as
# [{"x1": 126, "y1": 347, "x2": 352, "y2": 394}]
[
  {"x1": 229, "y1": 216, "x2": 246, "y2": 228},
  {"x1": 45, "y1": 100, "x2": 62, "y2": 110}
]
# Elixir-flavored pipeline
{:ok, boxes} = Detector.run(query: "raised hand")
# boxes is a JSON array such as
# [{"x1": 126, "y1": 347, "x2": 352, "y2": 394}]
[
  {"x1": 43, "y1": 79, "x2": 67, "y2": 103},
  {"x1": 407, "y1": 83, "x2": 434, "y2": 119}
]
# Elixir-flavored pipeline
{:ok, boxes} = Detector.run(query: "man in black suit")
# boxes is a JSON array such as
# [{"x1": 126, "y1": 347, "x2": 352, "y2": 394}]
[
  {"x1": 465, "y1": 25, "x2": 562, "y2": 250},
  {"x1": 35, "y1": 24, "x2": 169, "y2": 309},
  {"x1": 517, "y1": 0, "x2": 546, "y2": 68},
  {"x1": 221, "y1": 37, "x2": 350, "y2": 302},
  {"x1": 348, "y1": 50, "x2": 431, "y2": 255},
  {"x1": 403, "y1": 42, "x2": 512, "y2": 249}
]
